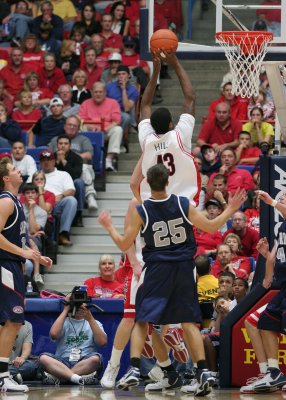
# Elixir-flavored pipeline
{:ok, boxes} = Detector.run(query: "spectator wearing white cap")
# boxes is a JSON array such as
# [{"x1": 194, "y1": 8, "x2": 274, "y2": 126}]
[
  {"x1": 39, "y1": 149, "x2": 77, "y2": 246},
  {"x1": 46, "y1": 85, "x2": 80, "y2": 117},
  {"x1": 28, "y1": 98, "x2": 66, "y2": 147}
]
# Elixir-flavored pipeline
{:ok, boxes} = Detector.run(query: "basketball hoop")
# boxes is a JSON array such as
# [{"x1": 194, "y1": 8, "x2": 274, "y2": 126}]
[{"x1": 216, "y1": 31, "x2": 273, "y2": 98}]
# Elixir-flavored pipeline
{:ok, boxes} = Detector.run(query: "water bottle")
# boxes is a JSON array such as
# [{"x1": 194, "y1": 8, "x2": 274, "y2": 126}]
[
  {"x1": 4, "y1": 23, "x2": 10, "y2": 36},
  {"x1": 26, "y1": 282, "x2": 33, "y2": 293}
]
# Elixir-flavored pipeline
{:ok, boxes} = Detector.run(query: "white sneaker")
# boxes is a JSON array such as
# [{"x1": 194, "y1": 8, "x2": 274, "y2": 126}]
[
  {"x1": 148, "y1": 365, "x2": 164, "y2": 382},
  {"x1": 0, "y1": 373, "x2": 29, "y2": 392},
  {"x1": 34, "y1": 273, "x2": 44, "y2": 288},
  {"x1": 240, "y1": 373, "x2": 266, "y2": 393},
  {"x1": 105, "y1": 159, "x2": 115, "y2": 172},
  {"x1": 100, "y1": 362, "x2": 120, "y2": 389},
  {"x1": 180, "y1": 379, "x2": 198, "y2": 393},
  {"x1": 87, "y1": 195, "x2": 98, "y2": 211}
]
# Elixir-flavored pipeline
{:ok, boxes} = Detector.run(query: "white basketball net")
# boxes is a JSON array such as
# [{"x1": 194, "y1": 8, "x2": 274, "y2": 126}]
[{"x1": 216, "y1": 31, "x2": 273, "y2": 98}]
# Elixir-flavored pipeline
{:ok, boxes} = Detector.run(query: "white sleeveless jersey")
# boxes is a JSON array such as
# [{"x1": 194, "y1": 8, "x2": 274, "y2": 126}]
[{"x1": 139, "y1": 114, "x2": 201, "y2": 206}]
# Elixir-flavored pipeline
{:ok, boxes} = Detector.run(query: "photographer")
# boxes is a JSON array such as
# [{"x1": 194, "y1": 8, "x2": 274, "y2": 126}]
[{"x1": 39, "y1": 293, "x2": 107, "y2": 385}]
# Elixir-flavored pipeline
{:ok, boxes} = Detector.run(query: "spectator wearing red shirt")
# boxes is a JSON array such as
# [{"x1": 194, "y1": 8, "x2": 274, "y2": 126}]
[
  {"x1": 38, "y1": 53, "x2": 66, "y2": 94},
  {"x1": 89, "y1": 34, "x2": 110, "y2": 70},
  {"x1": 0, "y1": 80, "x2": 13, "y2": 116},
  {"x1": 211, "y1": 243, "x2": 250, "y2": 279},
  {"x1": 208, "y1": 82, "x2": 248, "y2": 121},
  {"x1": 196, "y1": 102, "x2": 241, "y2": 153},
  {"x1": 235, "y1": 131, "x2": 261, "y2": 165},
  {"x1": 11, "y1": 90, "x2": 42, "y2": 131},
  {"x1": 222, "y1": 211, "x2": 259, "y2": 258},
  {"x1": 194, "y1": 226, "x2": 222, "y2": 257},
  {"x1": 84, "y1": 254, "x2": 124, "y2": 298},
  {"x1": 208, "y1": 148, "x2": 255, "y2": 194},
  {"x1": 154, "y1": 0, "x2": 183, "y2": 32},
  {"x1": 121, "y1": 36, "x2": 149, "y2": 74},
  {"x1": 24, "y1": 71, "x2": 54, "y2": 108},
  {"x1": 99, "y1": 13, "x2": 123, "y2": 53},
  {"x1": 0, "y1": 48, "x2": 31, "y2": 102},
  {"x1": 223, "y1": 233, "x2": 251, "y2": 279},
  {"x1": 81, "y1": 46, "x2": 103, "y2": 90},
  {"x1": 22, "y1": 33, "x2": 44, "y2": 72}
]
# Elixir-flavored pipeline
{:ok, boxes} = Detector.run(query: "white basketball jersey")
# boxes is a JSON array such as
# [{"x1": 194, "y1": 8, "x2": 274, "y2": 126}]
[{"x1": 139, "y1": 114, "x2": 201, "y2": 206}]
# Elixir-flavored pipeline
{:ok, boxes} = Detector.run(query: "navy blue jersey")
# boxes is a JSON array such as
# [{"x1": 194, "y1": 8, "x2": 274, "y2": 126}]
[
  {"x1": 0, "y1": 191, "x2": 26, "y2": 263},
  {"x1": 136, "y1": 194, "x2": 196, "y2": 262},
  {"x1": 274, "y1": 220, "x2": 286, "y2": 286}
]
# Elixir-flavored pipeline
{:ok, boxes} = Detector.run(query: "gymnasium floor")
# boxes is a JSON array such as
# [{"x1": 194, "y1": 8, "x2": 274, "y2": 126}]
[{"x1": 2, "y1": 386, "x2": 286, "y2": 400}]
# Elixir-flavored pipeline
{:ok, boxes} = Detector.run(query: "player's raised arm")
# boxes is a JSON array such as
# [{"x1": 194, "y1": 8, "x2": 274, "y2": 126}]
[
  {"x1": 188, "y1": 187, "x2": 246, "y2": 233},
  {"x1": 98, "y1": 208, "x2": 143, "y2": 252},
  {"x1": 139, "y1": 55, "x2": 161, "y2": 121},
  {"x1": 163, "y1": 52, "x2": 195, "y2": 115}
]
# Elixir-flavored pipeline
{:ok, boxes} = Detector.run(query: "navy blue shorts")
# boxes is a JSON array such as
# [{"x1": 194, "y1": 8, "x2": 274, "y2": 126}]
[
  {"x1": 41, "y1": 352, "x2": 103, "y2": 373},
  {"x1": 135, "y1": 260, "x2": 201, "y2": 325},
  {"x1": 0, "y1": 261, "x2": 25, "y2": 324},
  {"x1": 257, "y1": 287, "x2": 286, "y2": 334}
]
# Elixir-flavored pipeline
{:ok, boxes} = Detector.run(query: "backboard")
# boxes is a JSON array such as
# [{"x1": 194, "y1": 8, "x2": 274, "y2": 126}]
[{"x1": 140, "y1": 0, "x2": 286, "y2": 61}]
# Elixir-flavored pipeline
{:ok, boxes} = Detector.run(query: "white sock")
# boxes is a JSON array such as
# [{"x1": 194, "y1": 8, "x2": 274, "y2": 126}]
[
  {"x1": 259, "y1": 362, "x2": 268, "y2": 374},
  {"x1": 268, "y1": 358, "x2": 279, "y2": 369},
  {"x1": 110, "y1": 348, "x2": 123, "y2": 367},
  {"x1": 158, "y1": 359, "x2": 171, "y2": 368},
  {"x1": 193, "y1": 363, "x2": 198, "y2": 368},
  {"x1": 70, "y1": 374, "x2": 82, "y2": 384}
]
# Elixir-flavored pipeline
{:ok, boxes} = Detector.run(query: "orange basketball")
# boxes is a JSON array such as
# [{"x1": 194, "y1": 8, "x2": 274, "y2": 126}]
[{"x1": 150, "y1": 29, "x2": 178, "y2": 54}]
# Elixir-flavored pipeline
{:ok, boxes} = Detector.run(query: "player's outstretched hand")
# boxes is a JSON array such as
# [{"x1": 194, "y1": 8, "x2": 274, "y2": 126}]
[
  {"x1": 227, "y1": 187, "x2": 246, "y2": 211},
  {"x1": 256, "y1": 237, "x2": 269, "y2": 258},
  {"x1": 98, "y1": 210, "x2": 113, "y2": 230},
  {"x1": 156, "y1": 49, "x2": 178, "y2": 66},
  {"x1": 256, "y1": 190, "x2": 273, "y2": 205},
  {"x1": 40, "y1": 256, "x2": 53, "y2": 269}
]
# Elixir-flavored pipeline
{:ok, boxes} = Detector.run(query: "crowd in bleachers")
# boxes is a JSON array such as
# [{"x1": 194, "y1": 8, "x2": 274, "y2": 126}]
[{"x1": 0, "y1": 0, "x2": 167, "y2": 288}]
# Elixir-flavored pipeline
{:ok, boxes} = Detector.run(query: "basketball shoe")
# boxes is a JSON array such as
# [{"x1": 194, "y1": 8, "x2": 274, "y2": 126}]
[
  {"x1": 0, "y1": 373, "x2": 29, "y2": 392},
  {"x1": 163, "y1": 327, "x2": 189, "y2": 363},
  {"x1": 116, "y1": 366, "x2": 140, "y2": 389}
]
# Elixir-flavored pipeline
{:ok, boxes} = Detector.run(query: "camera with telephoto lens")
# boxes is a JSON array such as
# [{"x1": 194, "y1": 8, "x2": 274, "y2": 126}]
[{"x1": 64, "y1": 286, "x2": 104, "y2": 317}]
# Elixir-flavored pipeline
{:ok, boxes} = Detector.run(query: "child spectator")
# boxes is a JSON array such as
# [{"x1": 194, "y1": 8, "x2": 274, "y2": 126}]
[
  {"x1": 194, "y1": 155, "x2": 209, "y2": 190},
  {"x1": 11, "y1": 141, "x2": 37, "y2": 183},
  {"x1": 247, "y1": 86, "x2": 275, "y2": 120},
  {"x1": 205, "y1": 198, "x2": 227, "y2": 234},
  {"x1": 12, "y1": 90, "x2": 42, "y2": 131},
  {"x1": 223, "y1": 233, "x2": 252, "y2": 279},
  {"x1": 217, "y1": 271, "x2": 235, "y2": 298},
  {"x1": 244, "y1": 193, "x2": 260, "y2": 232},
  {"x1": 235, "y1": 131, "x2": 261, "y2": 165},
  {"x1": 24, "y1": 72, "x2": 54, "y2": 108},
  {"x1": 242, "y1": 106, "x2": 274, "y2": 146},
  {"x1": 196, "y1": 254, "x2": 219, "y2": 303},
  {"x1": 201, "y1": 144, "x2": 221, "y2": 176},
  {"x1": 22, "y1": 183, "x2": 48, "y2": 288},
  {"x1": 229, "y1": 277, "x2": 249, "y2": 310}
]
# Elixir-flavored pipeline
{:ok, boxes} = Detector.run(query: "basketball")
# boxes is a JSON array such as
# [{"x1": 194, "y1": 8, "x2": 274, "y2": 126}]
[{"x1": 150, "y1": 29, "x2": 178, "y2": 54}]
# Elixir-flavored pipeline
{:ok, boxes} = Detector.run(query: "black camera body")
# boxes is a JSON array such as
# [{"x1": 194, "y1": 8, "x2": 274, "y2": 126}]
[{"x1": 68, "y1": 286, "x2": 92, "y2": 317}]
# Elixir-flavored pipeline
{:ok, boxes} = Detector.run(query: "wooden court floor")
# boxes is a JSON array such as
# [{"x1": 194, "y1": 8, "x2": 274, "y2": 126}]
[{"x1": 2, "y1": 387, "x2": 286, "y2": 400}]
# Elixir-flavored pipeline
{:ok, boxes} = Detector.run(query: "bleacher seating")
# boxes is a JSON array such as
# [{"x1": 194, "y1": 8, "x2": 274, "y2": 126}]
[
  {"x1": 237, "y1": 164, "x2": 255, "y2": 174},
  {"x1": 80, "y1": 131, "x2": 105, "y2": 175}
]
